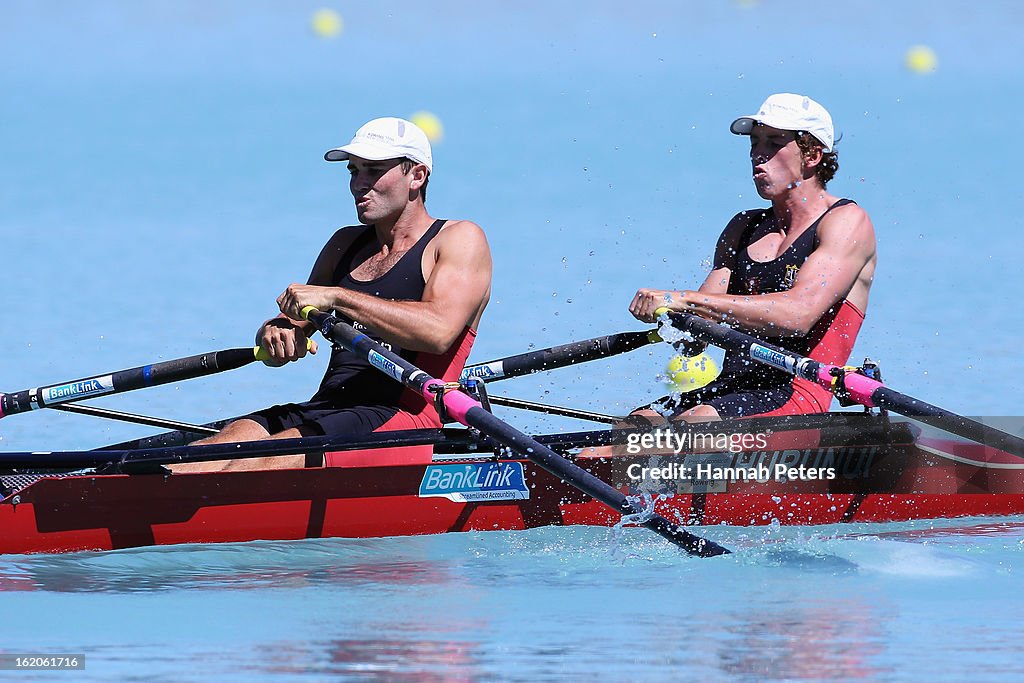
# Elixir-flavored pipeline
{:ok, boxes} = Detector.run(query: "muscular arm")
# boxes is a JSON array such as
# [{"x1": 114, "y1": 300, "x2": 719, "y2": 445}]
[
  {"x1": 278, "y1": 221, "x2": 492, "y2": 354},
  {"x1": 631, "y1": 205, "x2": 876, "y2": 336}
]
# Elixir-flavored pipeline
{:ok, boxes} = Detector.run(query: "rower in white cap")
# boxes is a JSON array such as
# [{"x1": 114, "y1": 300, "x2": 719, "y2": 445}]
[
  {"x1": 177, "y1": 117, "x2": 492, "y2": 471},
  {"x1": 629, "y1": 93, "x2": 877, "y2": 422}
]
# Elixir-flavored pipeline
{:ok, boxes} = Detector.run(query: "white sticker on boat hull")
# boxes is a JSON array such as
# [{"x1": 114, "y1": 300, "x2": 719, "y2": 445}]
[{"x1": 419, "y1": 462, "x2": 529, "y2": 502}]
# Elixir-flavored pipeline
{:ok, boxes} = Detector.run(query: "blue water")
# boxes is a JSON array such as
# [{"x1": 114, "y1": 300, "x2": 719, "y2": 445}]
[
  {"x1": 2, "y1": 520, "x2": 1024, "y2": 681},
  {"x1": 3, "y1": 1, "x2": 1024, "y2": 680}
]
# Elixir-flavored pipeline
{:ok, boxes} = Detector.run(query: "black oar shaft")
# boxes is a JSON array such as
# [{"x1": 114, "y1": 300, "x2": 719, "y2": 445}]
[
  {"x1": 871, "y1": 387, "x2": 964, "y2": 418},
  {"x1": 305, "y1": 307, "x2": 728, "y2": 557},
  {"x1": 0, "y1": 348, "x2": 259, "y2": 418},
  {"x1": 461, "y1": 405, "x2": 723, "y2": 552},
  {"x1": 668, "y1": 311, "x2": 1024, "y2": 458},
  {"x1": 461, "y1": 330, "x2": 660, "y2": 382},
  {"x1": 871, "y1": 388, "x2": 1024, "y2": 456}
]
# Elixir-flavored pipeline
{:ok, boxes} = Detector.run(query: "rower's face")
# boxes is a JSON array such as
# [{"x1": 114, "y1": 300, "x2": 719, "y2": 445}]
[
  {"x1": 749, "y1": 125, "x2": 803, "y2": 200},
  {"x1": 347, "y1": 156, "x2": 409, "y2": 224}
]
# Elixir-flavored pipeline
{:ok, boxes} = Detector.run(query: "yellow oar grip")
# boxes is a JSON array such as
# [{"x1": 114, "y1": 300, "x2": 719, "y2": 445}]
[
  {"x1": 300, "y1": 306, "x2": 319, "y2": 321},
  {"x1": 649, "y1": 307, "x2": 674, "y2": 342},
  {"x1": 253, "y1": 337, "x2": 314, "y2": 362}
]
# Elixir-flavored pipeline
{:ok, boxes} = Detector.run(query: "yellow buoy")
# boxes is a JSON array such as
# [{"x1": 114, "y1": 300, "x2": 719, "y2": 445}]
[
  {"x1": 905, "y1": 45, "x2": 938, "y2": 74},
  {"x1": 666, "y1": 352, "x2": 720, "y2": 392},
  {"x1": 311, "y1": 9, "x2": 343, "y2": 39},
  {"x1": 409, "y1": 111, "x2": 444, "y2": 143}
]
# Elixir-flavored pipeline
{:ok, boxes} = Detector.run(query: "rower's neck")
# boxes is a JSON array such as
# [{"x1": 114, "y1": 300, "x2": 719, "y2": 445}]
[
  {"x1": 771, "y1": 184, "x2": 836, "y2": 232},
  {"x1": 373, "y1": 204, "x2": 434, "y2": 250}
]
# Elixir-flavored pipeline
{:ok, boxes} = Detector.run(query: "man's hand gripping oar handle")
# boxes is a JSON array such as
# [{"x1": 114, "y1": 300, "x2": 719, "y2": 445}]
[
  {"x1": 253, "y1": 337, "x2": 314, "y2": 363},
  {"x1": 299, "y1": 305, "x2": 730, "y2": 558}
]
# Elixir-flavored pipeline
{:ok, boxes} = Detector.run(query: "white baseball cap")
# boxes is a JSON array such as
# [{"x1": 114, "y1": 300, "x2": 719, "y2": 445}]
[
  {"x1": 730, "y1": 93, "x2": 834, "y2": 152},
  {"x1": 324, "y1": 117, "x2": 433, "y2": 173}
]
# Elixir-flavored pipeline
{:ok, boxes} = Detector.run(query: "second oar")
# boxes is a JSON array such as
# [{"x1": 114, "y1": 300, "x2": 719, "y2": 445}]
[{"x1": 301, "y1": 306, "x2": 730, "y2": 558}]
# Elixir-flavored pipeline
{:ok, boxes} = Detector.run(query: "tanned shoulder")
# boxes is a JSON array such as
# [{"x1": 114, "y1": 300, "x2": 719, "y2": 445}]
[
  {"x1": 433, "y1": 220, "x2": 489, "y2": 255},
  {"x1": 818, "y1": 202, "x2": 876, "y2": 251}
]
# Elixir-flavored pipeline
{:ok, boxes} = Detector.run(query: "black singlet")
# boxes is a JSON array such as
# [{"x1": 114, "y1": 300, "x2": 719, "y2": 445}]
[
  {"x1": 654, "y1": 199, "x2": 858, "y2": 418},
  {"x1": 310, "y1": 219, "x2": 447, "y2": 406},
  {"x1": 718, "y1": 199, "x2": 855, "y2": 388}
]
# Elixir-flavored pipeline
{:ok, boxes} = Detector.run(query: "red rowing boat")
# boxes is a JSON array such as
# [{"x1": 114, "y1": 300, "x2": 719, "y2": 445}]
[
  {"x1": 4, "y1": 312, "x2": 1024, "y2": 556},
  {"x1": 3, "y1": 413, "x2": 1021, "y2": 554}
]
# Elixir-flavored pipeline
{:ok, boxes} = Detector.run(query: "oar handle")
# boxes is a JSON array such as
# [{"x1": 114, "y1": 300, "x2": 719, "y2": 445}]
[
  {"x1": 654, "y1": 307, "x2": 708, "y2": 356},
  {"x1": 253, "y1": 337, "x2": 315, "y2": 362}
]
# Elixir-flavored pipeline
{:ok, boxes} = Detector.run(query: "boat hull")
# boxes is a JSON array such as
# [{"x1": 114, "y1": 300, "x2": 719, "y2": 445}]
[{"x1": 3, "y1": 417, "x2": 1023, "y2": 554}]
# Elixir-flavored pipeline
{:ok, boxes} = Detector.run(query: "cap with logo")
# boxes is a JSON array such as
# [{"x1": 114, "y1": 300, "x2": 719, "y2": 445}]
[
  {"x1": 730, "y1": 93, "x2": 834, "y2": 152},
  {"x1": 324, "y1": 117, "x2": 433, "y2": 173}
]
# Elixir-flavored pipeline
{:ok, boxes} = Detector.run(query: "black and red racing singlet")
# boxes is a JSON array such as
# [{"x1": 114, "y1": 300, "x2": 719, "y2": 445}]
[
  {"x1": 721, "y1": 199, "x2": 865, "y2": 410},
  {"x1": 311, "y1": 219, "x2": 463, "y2": 408}
]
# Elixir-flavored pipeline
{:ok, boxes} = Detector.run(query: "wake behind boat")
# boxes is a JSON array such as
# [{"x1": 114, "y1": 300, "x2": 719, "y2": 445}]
[{"x1": 1, "y1": 312, "x2": 1022, "y2": 555}]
